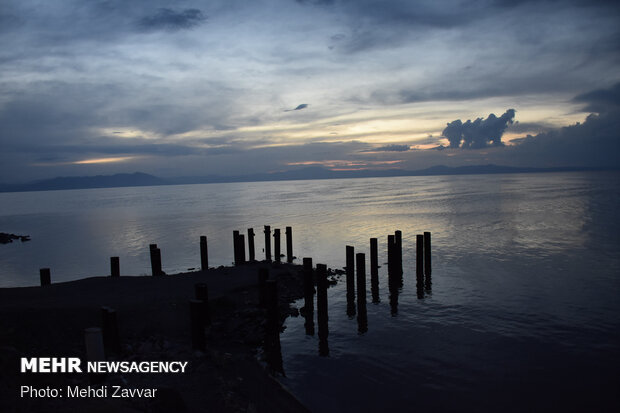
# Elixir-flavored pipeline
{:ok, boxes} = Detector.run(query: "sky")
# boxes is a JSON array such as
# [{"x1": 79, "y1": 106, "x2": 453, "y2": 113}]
[{"x1": 1, "y1": 0, "x2": 619, "y2": 182}]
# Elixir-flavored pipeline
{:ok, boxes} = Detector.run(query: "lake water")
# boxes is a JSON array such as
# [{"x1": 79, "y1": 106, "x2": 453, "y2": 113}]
[{"x1": 1, "y1": 172, "x2": 619, "y2": 411}]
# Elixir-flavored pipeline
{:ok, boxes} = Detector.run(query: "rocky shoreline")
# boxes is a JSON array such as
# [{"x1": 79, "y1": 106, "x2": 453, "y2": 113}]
[{"x1": 0, "y1": 262, "x2": 312, "y2": 412}]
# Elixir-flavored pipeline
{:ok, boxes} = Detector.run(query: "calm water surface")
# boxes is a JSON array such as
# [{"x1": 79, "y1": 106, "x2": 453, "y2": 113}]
[{"x1": 1, "y1": 172, "x2": 619, "y2": 411}]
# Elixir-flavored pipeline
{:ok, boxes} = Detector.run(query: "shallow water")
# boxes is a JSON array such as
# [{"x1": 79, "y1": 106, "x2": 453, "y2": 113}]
[{"x1": 1, "y1": 172, "x2": 619, "y2": 410}]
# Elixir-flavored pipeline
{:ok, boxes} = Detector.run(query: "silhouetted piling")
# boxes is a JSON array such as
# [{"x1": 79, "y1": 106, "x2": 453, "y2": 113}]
[
  {"x1": 274, "y1": 228, "x2": 281, "y2": 262},
  {"x1": 424, "y1": 231, "x2": 432, "y2": 276},
  {"x1": 200, "y1": 236, "x2": 209, "y2": 270},
  {"x1": 39, "y1": 268, "x2": 51, "y2": 286},
  {"x1": 264, "y1": 225, "x2": 271, "y2": 261},
  {"x1": 194, "y1": 283, "x2": 211, "y2": 325},
  {"x1": 370, "y1": 238, "x2": 378, "y2": 277},
  {"x1": 388, "y1": 270, "x2": 400, "y2": 316},
  {"x1": 233, "y1": 231, "x2": 240, "y2": 265},
  {"x1": 285, "y1": 226, "x2": 293, "y2": 262},
  {"x1": 370, "y1": 238, "x2": 379, "y2": 303},
  {"x1": 346, "y1": 246, "x2": 356, "y2": 317},
  {"x1": 189, "y1": 299, "x2": 206, "y2": 351},
  {"x1": 416, "y1": 234, "x2": 424, "y2": 291},
  {"x1": 356, "y1": 253, "x2": 368, "y2": 334},
  {"x1": 247, "y1": 228, "x2": 255, "y2": 262},
  {"x1": 110, "y1": 257, "x2": 120, "y2": 278},
  {"x1": 316, "y1": 264, "x2": 329, "y2": 356},
  {"x1": 239, "y1": 234, "x2": 246, "y2": 263},
  {"x1": 150, "y1": 244, "x2": 162, "y2": 276},
  {"x1": 258, "y1": 268, "x2": 269, "y2": 308},
  {"x1": 302, "y1": 258, "x2": 315, "y2": 335},
  {"x1": 316, "y1": 264, "x2": 328, "y2": 322},
  {"x1": 395, "y1": 230, "x2": 403, "y2": 272},
  {"x1": 387, "y1": 235, "x2": 395, "y2": 275},
  {"x1": 101, "y1": 306, "x2": 120, "y2": 354}
]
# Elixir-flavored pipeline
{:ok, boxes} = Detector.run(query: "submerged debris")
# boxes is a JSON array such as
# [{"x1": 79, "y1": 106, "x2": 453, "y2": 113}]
[{"x1": 0, "y1": 233, "x2": 30, "y2": 244}]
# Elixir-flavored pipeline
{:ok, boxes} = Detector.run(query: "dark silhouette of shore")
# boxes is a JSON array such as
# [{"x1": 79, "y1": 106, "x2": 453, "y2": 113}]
[{"x1": 0, "y1": 262, "x2": 309, "y2": 413}]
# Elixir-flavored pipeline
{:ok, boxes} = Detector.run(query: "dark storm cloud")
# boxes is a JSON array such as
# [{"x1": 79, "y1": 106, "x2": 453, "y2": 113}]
[
  {"x1": 573, "y1": 83, "x2": 620, "y2": 114},
  {"x1": 137, "y1": 8, "x2": 207, "y2": 32},
  {"x1": 442, "y1": 110, "x2": 516, "y2": 149},
  {"x1": 505, "y1": 110, "x2": 620, "y2": 168},
  {"x1": 506, "y1": 121, "x2": 554, "y2": 134}
]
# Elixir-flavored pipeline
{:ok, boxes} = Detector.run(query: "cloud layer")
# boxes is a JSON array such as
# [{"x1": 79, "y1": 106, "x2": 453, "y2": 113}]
[{"x1": 0, "y1": 0, "x2": 619, "y2": 182}]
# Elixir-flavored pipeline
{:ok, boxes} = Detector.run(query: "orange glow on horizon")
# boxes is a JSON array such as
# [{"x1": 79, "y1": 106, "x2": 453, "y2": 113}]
[{"x1": 73, "y1": 156, "x2": 136, "y2": 165}]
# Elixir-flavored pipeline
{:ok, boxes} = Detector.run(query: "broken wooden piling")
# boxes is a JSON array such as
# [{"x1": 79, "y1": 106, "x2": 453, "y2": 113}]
[
  {"x1": 200, "y1": 236, "x2": 209, "y2": 270},
  {"x1": 248, "y1": 228, "x2": 255, "y2": 262},
  {"x1": 274, "y1": 228, "x2": 281, "y2": 262},
  {"x1": 286, "y1": 226, "x2": 293, "y2": 263},
  {"x1": 149, "y1": 244, "x2": 162, "y2": 276},
  {"x1": 264, "y1": 225, "x2": 272, "y2": 261},
  {"x1": 39, "y1": 268, "x2": 51, "y2": 286},
  {"x1": 356, "y1": 253, "x2": 368, "y2": 333},
  {"x1": 110, "y1": 257, "x2": 120, "y2": 278}
]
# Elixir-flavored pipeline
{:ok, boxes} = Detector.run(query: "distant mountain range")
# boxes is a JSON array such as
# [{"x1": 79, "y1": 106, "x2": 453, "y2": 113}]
[{"x1": 0, "y1": 165, "x2": 611, "y2": 193}]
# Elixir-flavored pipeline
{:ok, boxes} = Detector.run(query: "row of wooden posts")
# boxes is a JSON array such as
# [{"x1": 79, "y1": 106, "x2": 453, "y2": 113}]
[
  {"x1": 37, "y1": 225, "x2": 297, "y2": 286},
  {"x1": 47, "y1": 227, "x2": 432, "y2": 364}
]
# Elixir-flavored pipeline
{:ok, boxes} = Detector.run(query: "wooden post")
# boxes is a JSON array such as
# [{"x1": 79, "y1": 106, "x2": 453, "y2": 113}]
[
  {"x1": 274, "y1": 228, "x2": 281, "y2": 262},
  {"x1": 395, "y1": 230, "x2": 403, "y2": 273},
  {"x1": 302, "y1": 258, "x2": 314, "y2": 335},
  {"x1": 110, "y1": 257, "x2": 120, "y2": 278},
  {"x1": 101, "y1": 307, "x2": 120, "y2": 354},
  {"x1": 194, "y1": 283, "x2": 211, "y2": 325},
  {"x1": 346, "y1": 245, "x2": 355, "y2": 295},
  {"x1": 356, "y1": 253, "x2": 367, "y2": 297},
  {"x1": 150, "y1": 244, "x2": 162, "y2": 276},
  {"x1": 370, "y1": 238, "x2": 378, "y2": 277},
  {"x1": 39, "y1": 268, "x2": 51, "y2": 286},
  {"x1": 189, "y1": 299, "x2": 206, "y2": 351},
  {"x1": 316, "y1": 263, "x2": 329, "y2": 356},
  {"x1": 247, "y1": 228, "x2": 255, "y2": 262},
  {"x1": 264, "y1": 225, "x2": 271, "y2": 261},
  {"x1": 416, "y1": 234, "x2": 424, "y2": 284},
  {"x1": 346, "y1": 246, "x2": 356, "y2": 317},
  {"x1": 258, "y1": 268, "x2": 269, "y2": 308},
  {"x1": 388, "y1": 269, "x2": 399, "y2": 316},
  {"x1": 239, "y1": 233, "x2": 246, "y2": 264},
  {"x1": 200, "y1": 236, "x2": 209, "y2": 270},
  {"x1": 387, "y1": 235, "x2": 395, "y2": 275},
  {"x1": 233, "y1": 230, "x2": 240, "y2": 265},
  {"x1": 356, "y1": 253, "x2": 368, "y2": 333},
  {"x1": 285, "y1": 226, "x2": 293, "y2": 263},
  {"x1": 370, "y1": 238, "x2": 379, "y2": 304},
  {"x1": 424, "y1": 231, "x2": 432, "y2": 276},
  {"x1": 303, "y1": 258, "x2": 313, "y2": 299}
]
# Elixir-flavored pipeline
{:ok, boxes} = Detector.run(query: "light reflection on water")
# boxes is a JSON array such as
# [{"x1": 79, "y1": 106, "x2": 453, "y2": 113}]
[{"x1": 1, "y1": 172, "x2": 619, "y2": 410}]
